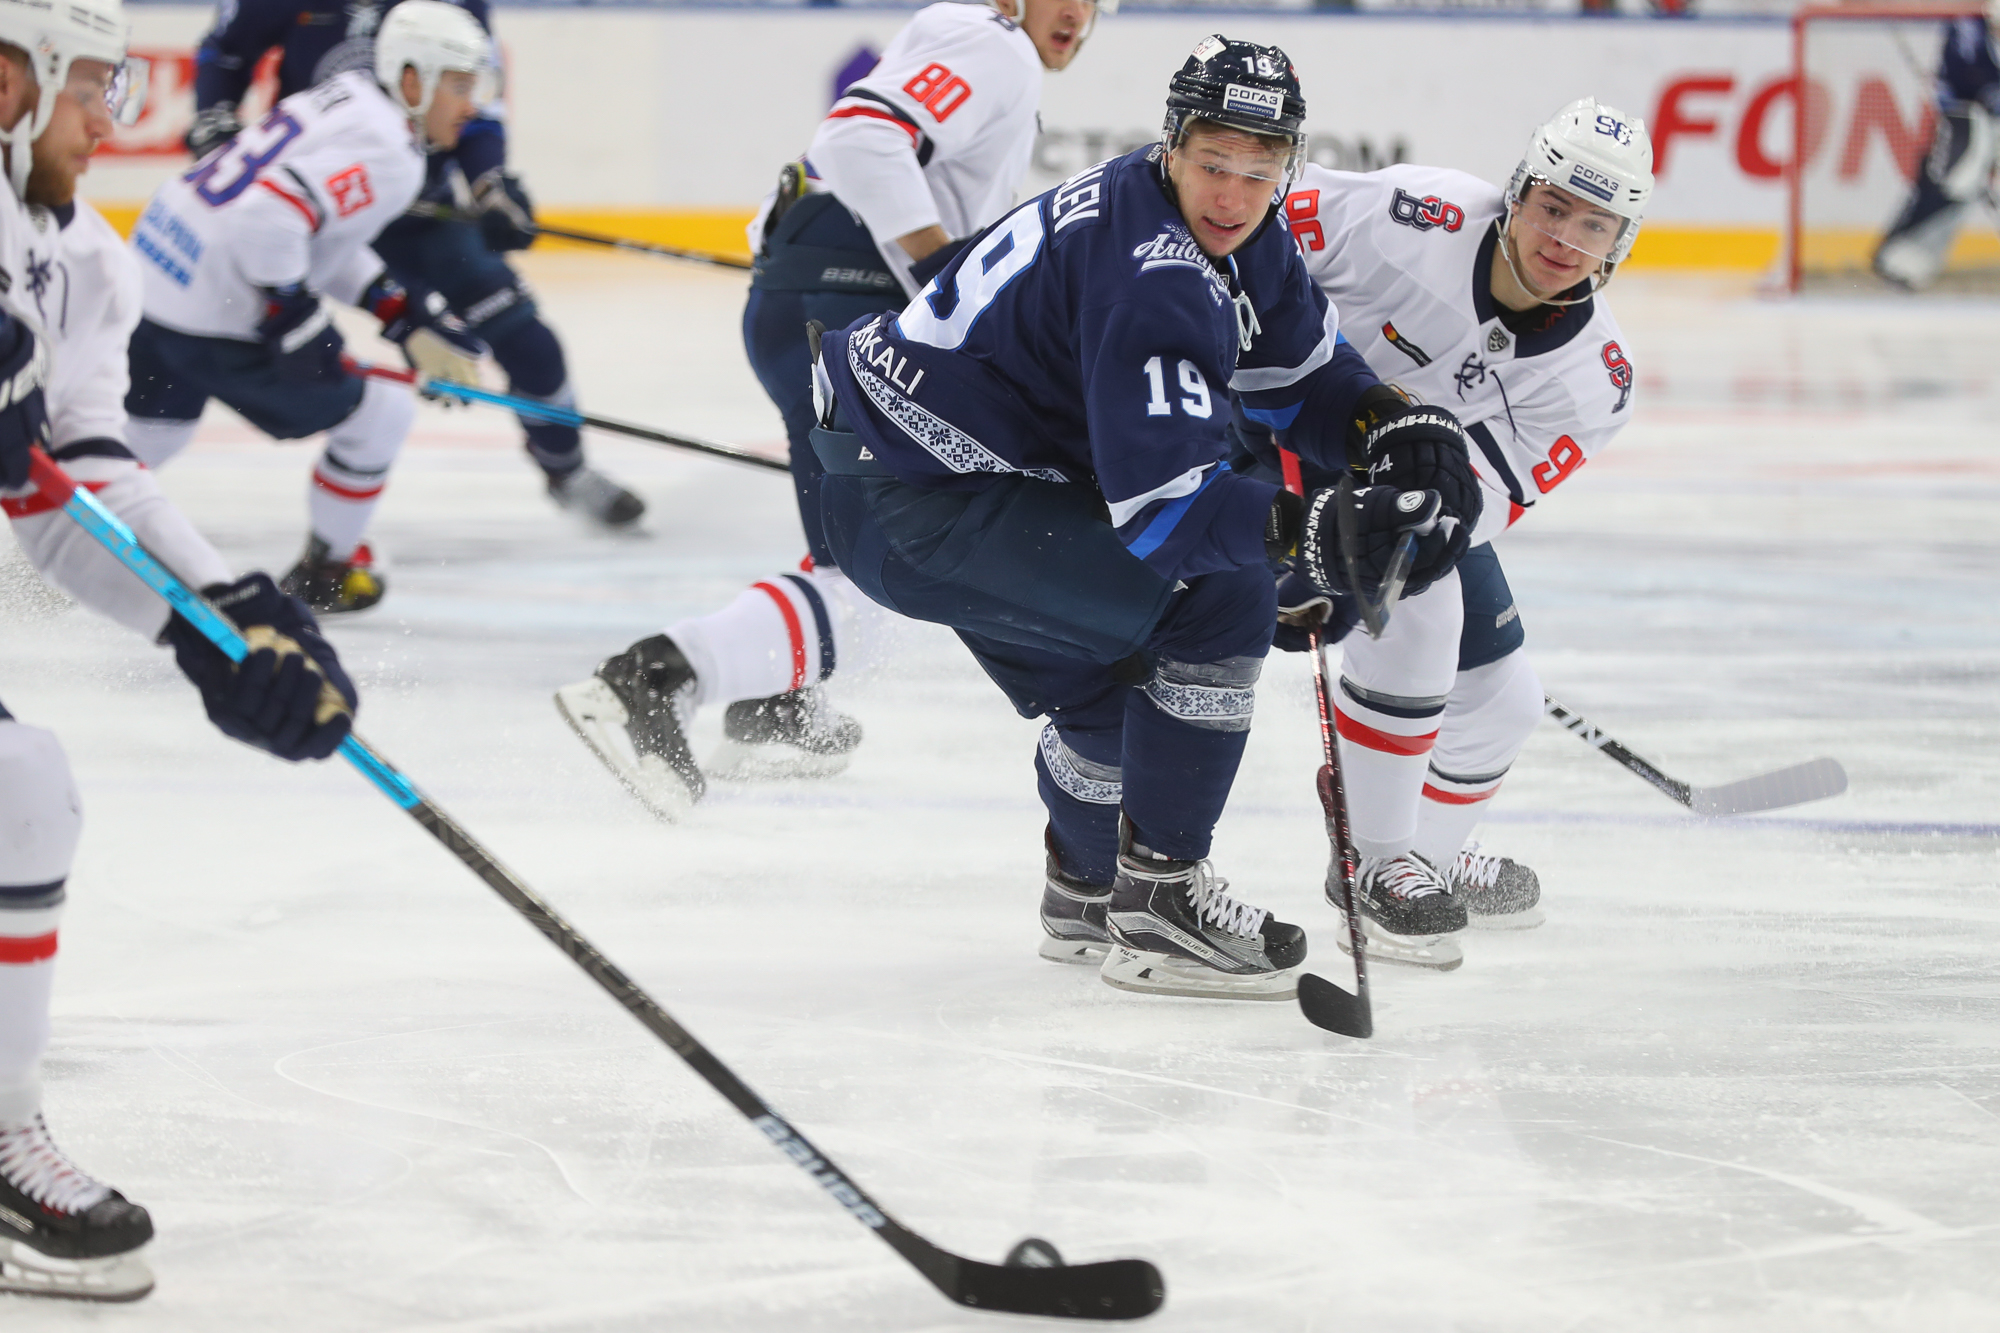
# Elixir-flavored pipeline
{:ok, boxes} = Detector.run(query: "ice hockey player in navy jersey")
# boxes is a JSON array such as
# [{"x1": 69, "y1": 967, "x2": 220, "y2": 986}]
[
  {"x1": 554, "y1": 0, "x2": 1101, "y2": 818},
  {"x1": 1235, "y1": 99, "x2": 1653, "y2": 968},
  {"x1": 186, "y1": 0, "x2": 645, "y2": 525},
  {"x1": 1875, "y1": 3, "x2": 2000, "y2": 288},
  {"x1": 810, "y1": 37, "x2": 1483, "y2": 1000},
  {"x1": 0, "y1": 0, "x2": 358, "y2": 1298}
]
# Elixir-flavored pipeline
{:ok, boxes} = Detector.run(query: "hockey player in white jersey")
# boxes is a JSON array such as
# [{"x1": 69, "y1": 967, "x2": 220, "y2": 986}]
[
  {"x1": 0, "y1": 0, "x2": 359, "y2": 1299},
  {"x1": 1238, "y1": 99, "x2": 1650, "y2": 966},
  {"x1": 557, "y1": 0, "x2": 1103, "y2": 819},
  {"x1": 123, "y1": 0, "x2": 492, "y2": 614}
]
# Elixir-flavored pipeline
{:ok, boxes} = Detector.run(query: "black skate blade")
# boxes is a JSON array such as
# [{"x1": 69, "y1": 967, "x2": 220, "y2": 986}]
[
  {"x1": 944, "y1": 1255, "x2": 1165, "y2": 1321},
  {"x1": 1297, "y1": 971, "x2": 1372, "y2": 1038}
]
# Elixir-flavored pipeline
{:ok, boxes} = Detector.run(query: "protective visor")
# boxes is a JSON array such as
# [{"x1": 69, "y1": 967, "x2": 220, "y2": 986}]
[
  {"x1": 1174, "y1": 127, "x2": 1297, "y2": 186},
  {"x1": 1514, "y1": 175, "x2": 1634, "y2": 265},
  {"x1": 107, "y1": 58, "x2": 148, "y2": 128}
]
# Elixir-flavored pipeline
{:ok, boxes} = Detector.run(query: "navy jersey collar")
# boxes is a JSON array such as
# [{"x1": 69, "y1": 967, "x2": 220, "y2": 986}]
[{"x1": 1472, "y1": 220, "x2": 1594, "y2": 357}]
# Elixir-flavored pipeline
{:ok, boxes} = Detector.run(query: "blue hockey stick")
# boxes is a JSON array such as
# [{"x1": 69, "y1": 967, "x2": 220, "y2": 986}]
[{"x1": 25, "y1": 447, "x2": 1164, "y2": 1321}]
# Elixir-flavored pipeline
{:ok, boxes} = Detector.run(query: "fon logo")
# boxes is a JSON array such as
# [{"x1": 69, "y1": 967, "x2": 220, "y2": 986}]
[{"x1": 1389, "y1": 188, "x2": 1464, "y2": 234}]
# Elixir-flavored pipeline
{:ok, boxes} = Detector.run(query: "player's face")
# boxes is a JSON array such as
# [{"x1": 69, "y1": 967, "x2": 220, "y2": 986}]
[
  {"x1": 1508, "y1": 181, "x2": 1627, "y2": 297},
  {"x1": 1019, "y1": 0, "x2": 1096, "y2": 71},
  {"x1": 1168, "y1": 124, "x2": 1288, "y2": 259},
  {"x1": 423, "y1": 69, "x2": 481, "y2": 149},
  {"x1": 26, "y1": 60, "x2": 118, "y2": 208}
]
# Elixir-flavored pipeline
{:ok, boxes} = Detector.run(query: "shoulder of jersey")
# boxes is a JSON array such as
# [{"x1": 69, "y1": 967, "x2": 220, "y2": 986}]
[
  {"x1": 1304, "y1": 163, "x2": 1500, "y2": 217},
  {"x1": 909, "y1": 1, "x2": 1039, "y2": 71}
]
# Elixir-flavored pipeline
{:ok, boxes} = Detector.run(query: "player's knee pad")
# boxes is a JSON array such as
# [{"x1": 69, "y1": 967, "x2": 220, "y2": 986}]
[
  {"x1": 485, "y1": 316, "x2": 567, "y2": 400},
  {"x1": 1428, "y1": 649, "x2": 1544, "y2": 790},
  {"x1": 324, "y1": 378, "x2": 416, "y2": 476},
  {"x1": 457, "y1": 277, "x2": 538, "y2": 344},
  {"x1": 0, "y1": 722, "x2": 81, "y2": 896},
  {"x1": 124, "y1": 417, "x2": 201, "y2": 469},
  {"x1": 1140, "y1": 655, "x2": 1260, "y2": 733}
]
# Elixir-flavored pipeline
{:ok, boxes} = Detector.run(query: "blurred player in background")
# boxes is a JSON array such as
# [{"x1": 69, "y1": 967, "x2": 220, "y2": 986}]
[
  {"x1": 1874, "y1": 2, "x2": 2000, "y2": 289},
  {"x1": 1235, "y1": 98, "x2": 1651, "y2": 969},
  {"x1": 555, "y1": 0, "x2": 1102, "y2": 820},
  {"x1": 0, "y1": 0, "x2": 358, "y2": 1298},
  {"x1": 186, "y1": 0, "x2": 646, "y2": 526},
  {"x1": 125, "y1": 1, "x2": 491, "y2": 614}
]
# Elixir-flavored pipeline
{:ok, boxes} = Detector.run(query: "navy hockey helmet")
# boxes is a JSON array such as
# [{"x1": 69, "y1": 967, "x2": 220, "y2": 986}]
[{"x1": 1162, "y1": 35, "x2": 1307, "y2": 178}]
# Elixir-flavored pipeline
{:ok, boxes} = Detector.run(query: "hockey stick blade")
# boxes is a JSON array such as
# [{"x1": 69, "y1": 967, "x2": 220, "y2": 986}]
[
  {"x1": 1689, "y1": 757, "x2": 1848, "y2": 817},
  {"x1": 1297, "y1": 971, "x2": 1372, "y2": 1038},
  {"x1": 937, "y1": 1253, "x2": 1165, "y2": 1320}
]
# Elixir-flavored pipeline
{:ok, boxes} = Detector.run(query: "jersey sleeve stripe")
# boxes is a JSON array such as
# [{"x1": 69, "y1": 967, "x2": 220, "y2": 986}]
[
  {"x1": 829, "y1": 91, "x2": 938, "y2": 166},
  {"x1": 1105, "y1": 462, "x2": 1211, "y2": 530},
  {"x1": 1229, "y1": 307, "x2": 1340, "y2": 393},
  {"x1": 1118, "y1": 464, "x2": 1224, "y2": 559},
  {"x1": 1465, "y1": 420, "x2": 1529, "y2": 509},
  {"x1": 258, "y1": 178, "x2": 322, "y2": 231}
]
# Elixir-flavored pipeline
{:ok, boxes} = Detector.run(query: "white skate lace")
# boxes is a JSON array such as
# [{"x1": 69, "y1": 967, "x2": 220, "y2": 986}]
[
  {"x1": 1451, "y1": 841, "x2": 1502, "y2": 891},
  {"x1": 0, "y1": 1115, "x2": 113, "y2": 1215},
  {"x1": 1184, "y1": 862, "x2": 1270, "y2": 939},
  {"x1": 1364, "y1": 854, "x2": 1450, "y2": 901}
]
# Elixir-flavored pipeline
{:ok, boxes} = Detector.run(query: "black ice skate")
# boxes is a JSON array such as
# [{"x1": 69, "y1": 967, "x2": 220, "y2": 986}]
[
  {"x1": 547, "y1": 464, "x2": 645, "y2": 528},
  {"x1": 0, "y1": 1114, "x2": 154, "y2": 1302},
  {"x1": 1038, "y1": 828, "x2": 1111, "y2": 965},
  {"x1": 279, "y1": 536, "x2": 384, "y2": 614},
  {"x1": 1445, "y1": 841, "x2": 1544, "y2": 930},
  {"x1": 1102, "y1": 823, "x2": 1305, "y2": 1001},
  {"x1": 1340, "y1": 853, "x2": 1466, "y2": 971},
  {"x1": 554, "y1": 633, "x2": 705, "y2": 820},
  {"x1": 705, "y1": 687, "x2": 862, "y2": 781}
]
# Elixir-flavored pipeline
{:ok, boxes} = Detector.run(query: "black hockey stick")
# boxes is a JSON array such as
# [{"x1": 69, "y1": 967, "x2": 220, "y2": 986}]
[
  {"x1": 1543, "y1": 695, "x2": 1848, "y2": 817},
  {"x1": 28, "y1": 450, "x2": 1165, "y2": 1322},
  {"x1": 349, "y1": 362, "x2": 791, "y2": 475},
  {"x1": 1297, "y1": 620, "x2": 1373, "y2": 1038},
  {"x1": 405, "y1": 201, "x2": 755, "y2": 270}
]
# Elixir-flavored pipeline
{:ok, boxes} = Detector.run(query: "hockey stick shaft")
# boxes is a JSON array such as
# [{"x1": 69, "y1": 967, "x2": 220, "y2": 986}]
[
  {"x1": 25, "y1": 448, "x2": 1161, "y2": 1321},
  {"x1": 348, "y1": 361, "x2": 790, "y2": 474},
  {"x1": 405, "y1": 201, "x2": 754, "y2": 270},
  {"x1": 1542, "y1": 695, "x2": 1693, "y2": 805}
]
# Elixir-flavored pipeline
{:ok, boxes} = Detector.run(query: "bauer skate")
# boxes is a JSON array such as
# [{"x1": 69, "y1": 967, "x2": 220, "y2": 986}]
[
  {"x1": 1101, "y1": 822, "x2": 1305, "y2": 1001},
  {"x1": 705, "y1": 687, "x2": 862, "y2": 781},
  {"x1": 1339, "y1": 853, "x2": 1466, "y2": 971},
  {"x1": 280, "y1": 537, "x2": 384, "y2": 614},
  {"x1": 554, "y1": 633, "x2": 705, "y2": 821},
  {"x1": 0, "y1": 1114, "x2": 153, "y2": 1303},
  {"x1": 1037, "y1": 828, "x2": 1112, "y2": 965},
  {"x1": 1445, "y1": 841, "x2": 1544, "y2": 930},
  {"x1": 548, "y1": 464, "x2": 645, "y2": 528}
]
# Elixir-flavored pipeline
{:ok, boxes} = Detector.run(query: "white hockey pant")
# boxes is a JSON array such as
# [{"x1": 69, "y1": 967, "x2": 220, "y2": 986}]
[
  {"x1": 0, "y1": 721, "x2": 79, "y2": 1128},
  {"x1": 668, "y1": 564, "x2": 888, "y2": 717}
]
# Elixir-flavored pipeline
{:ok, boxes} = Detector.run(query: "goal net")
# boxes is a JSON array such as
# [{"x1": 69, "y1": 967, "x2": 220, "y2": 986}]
[{"x1": 1788, "y1": 2, "x2": 2000, "y2": 290}]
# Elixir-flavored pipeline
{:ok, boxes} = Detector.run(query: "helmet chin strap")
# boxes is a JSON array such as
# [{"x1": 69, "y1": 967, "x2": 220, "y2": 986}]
[{"x1": 1496, "y1": 205, "x2": 1611, "y2": 309}]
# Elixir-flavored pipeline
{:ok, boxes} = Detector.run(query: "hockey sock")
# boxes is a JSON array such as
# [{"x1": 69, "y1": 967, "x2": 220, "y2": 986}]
[
  {"x1": 309, "y1": 379, "x2": 414, "y2": 560},
  {"x1": 1036, "y1": 721, "x2": 1124, "y2": 886},
  {"x1": 668, "y1": 565, "x2": 881, "y2": 715},
  {"x1": 0, "y1": 722, "x2": 79, "y2": 1126},
  {"x1": 1120, "y1": 655, "x2": 1260, "y2": 862},
  {"x1": 123, "y1": 417, "x2": 200, "y2": 470},
  {"x1": 1411, "y1": 650, "x2": 1545, "y2": 867},
  {"x1": 486, "y1": 319, "x2": 581, "y2": 475},
  {"x1": 1337, "y1": 572, "x2": 1463, "y2": 862}
]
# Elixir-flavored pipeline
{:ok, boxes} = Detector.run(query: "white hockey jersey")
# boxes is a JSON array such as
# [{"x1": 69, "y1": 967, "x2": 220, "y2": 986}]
[
  {"x1": 1282, "y1": 164, "x2": 1635, "y2": 548},
  {"x1": 132, "y1": 69, "x2": 424, "y2": 340},
  {"x1": 1, "y1": 194, "x2": 230, "y2": 637},
  {"x1": 751, "y1": 1, "x2": 1044, "y2": 294}
]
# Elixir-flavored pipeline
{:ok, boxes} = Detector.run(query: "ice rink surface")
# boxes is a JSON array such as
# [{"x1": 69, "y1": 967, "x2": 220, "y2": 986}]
[{"x1": 4, "y1": 254, "x2": 1999, "y2": 1331}]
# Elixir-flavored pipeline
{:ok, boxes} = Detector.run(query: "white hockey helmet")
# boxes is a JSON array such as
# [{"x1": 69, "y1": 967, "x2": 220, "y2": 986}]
[
  {"x1": 1504, "y1": 97, "x2": 1654, "y2": 295},
  {"x1": 0, "y1": 0, "x2": 136, "y2": 197},
  {"x1": 374, "y1": 0, "x2": 495, "y2": 122}
]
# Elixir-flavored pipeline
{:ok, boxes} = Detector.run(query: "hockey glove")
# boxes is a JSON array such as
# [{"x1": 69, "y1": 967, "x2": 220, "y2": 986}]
[
  {"x1": 364, "y1": 275, "x2": 486, "y2": 387},
  {"x1": 163, "y1": 572, "x2": 358, "y2": 762},
  {"x1": 1349, "y1": 385, "x2": 1484, "y2": 534},
  {"x1": 471, "y1": 168, "x2": 538, "y2": 252},
  {"x1": 1300, "y1": 483, "x2": 1464, "y2": 602},
  {"x1": 0, "y1": 323, "x2": 50, "y2": 491},
  {"x1": 258, "y1": 286, "x2": 346, "y2": 385},
  {"x1": 184, "y1": 101, "x2": 242, "y2": 160},
  {"x1": 1272, "y1": 563, "x2": 1360, "y2": 653}
]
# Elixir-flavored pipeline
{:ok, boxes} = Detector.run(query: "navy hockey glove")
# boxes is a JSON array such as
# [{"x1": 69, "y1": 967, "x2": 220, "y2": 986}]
[
  {"x1": 471, "y1": 168, "x2": 537, "y2": 252},
  {"x1": 164, "y1": 572, "x2": 357, "y2": 762},
  {"x1": 364, "y1": 275, "x2": 485, "y2": 386},
  {"x1": 1272, "y1": 563, "x2": 1360, "y2": 653},
  {"x1": 0, "y1": 322, "x2": 50, "y2": 491},
  {"x1": 259, "y1": 286, "x2": 346, "y2": 385},
  {"x1": 184, "y1": 101, "x2": 242, "y2": 160},
  {"x1": 1349, "y1": 385, "x2": 1484, "y2": 534},
  {"x1": 1300, "y1": 484, "x2": 1465, "y2": 602}
]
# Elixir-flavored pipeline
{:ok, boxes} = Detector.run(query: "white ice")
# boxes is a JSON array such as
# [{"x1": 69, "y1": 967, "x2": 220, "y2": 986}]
[{"x1": 3, "y1": 257, "x2": 1998, "y2": 1331}]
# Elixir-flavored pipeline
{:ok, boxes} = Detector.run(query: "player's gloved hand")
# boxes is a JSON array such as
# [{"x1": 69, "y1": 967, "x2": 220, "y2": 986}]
[
  {"x1": 1300, "y1": 483, "x2": 1466, "y2": 601},
  {"x1": 258, "y1": 285, "x2": 346, "y2": 385},
  {"x1": 1349, "y1": 384, "x2": 1484, "y2": 533},
  {"x1": 184, "y1": 101, "x2": 242, "y2": 159},
  {"x1": 0, "y1": 323, "x2": 51, "y2": 491},
  {"x1": 471, "y1": 168, "x2": 537, "y2": 252},
  {"x1": 364, "y1": 275, "x2": 486, "y2": 388},
  {"x1": 162, "y1": 572, "x2": 358, "y2": 762},
  {"x1": 1272, "y1": 563, "x2": 1360, "y2": 652}
]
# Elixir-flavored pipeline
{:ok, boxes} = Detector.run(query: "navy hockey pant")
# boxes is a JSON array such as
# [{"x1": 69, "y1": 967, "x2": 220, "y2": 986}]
[
  {"x1": 819, "y1": 462, "x2": 1275, "y2": 878},
  {"x1": 371, "y1": 216, "x2": 582, "y2": 476},
  {"x1": 126, "y1": 319, "x2": 363, "y2": 438}
]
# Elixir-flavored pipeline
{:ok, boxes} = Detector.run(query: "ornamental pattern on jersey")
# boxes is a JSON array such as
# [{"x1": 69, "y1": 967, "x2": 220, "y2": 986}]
[
  {"x1": 846, "y1": 332, "x2": 1065, "y2": 483},
  {"x1": 1039, "y1": 724, "x2": 1123, "y2": 805}
]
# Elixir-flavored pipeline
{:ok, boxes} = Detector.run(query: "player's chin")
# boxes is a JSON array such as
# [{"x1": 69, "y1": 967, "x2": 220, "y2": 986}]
[{"x1": 1200, "y1": 218, "x2": 1249, "y2": 254}]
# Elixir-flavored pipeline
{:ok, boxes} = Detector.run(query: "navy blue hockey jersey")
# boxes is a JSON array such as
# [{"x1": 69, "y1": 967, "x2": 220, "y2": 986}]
[
  {"x1": 192, "y1": 0, "x2": 503, "y2": 195},
  {"x1": 1940, "y1": 18, "x2": 2000, "y2": 112},
  {"x1": 823, "y1": 145, "x2": 1379, "y2": 583}
]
